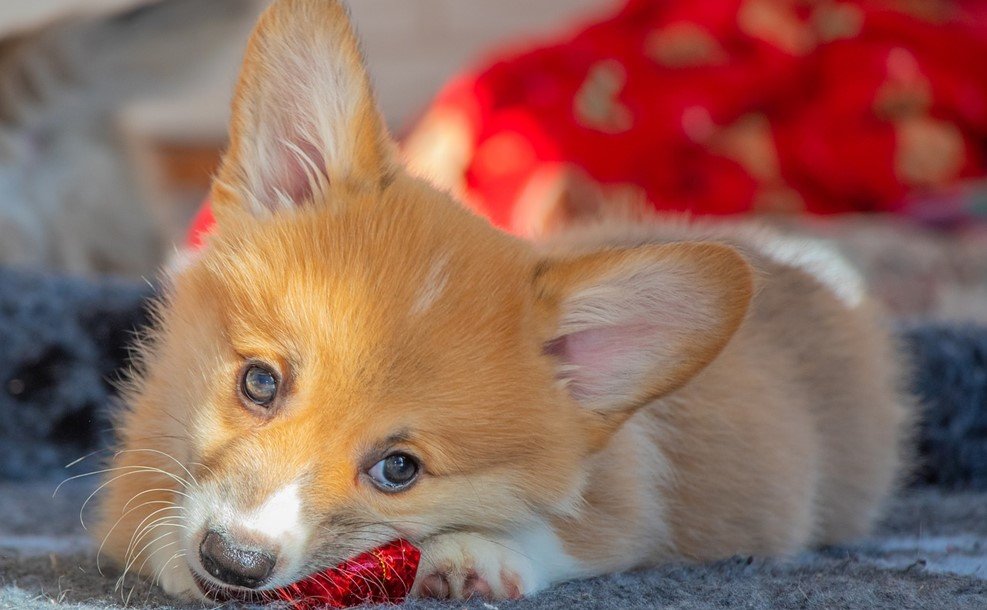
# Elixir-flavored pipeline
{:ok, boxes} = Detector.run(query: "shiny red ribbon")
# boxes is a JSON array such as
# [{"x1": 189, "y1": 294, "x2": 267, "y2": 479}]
[{"x1": 272, "y1": 539, "x2": 421, "y2": 609}]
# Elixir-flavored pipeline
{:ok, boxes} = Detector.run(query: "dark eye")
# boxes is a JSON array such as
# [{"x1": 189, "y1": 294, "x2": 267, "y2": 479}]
[
  {"x1": 367, "y1": 453, "x2": 420, "y2": 491},
  {"x1": 240, "y1": 364, "x2": 279, "y2": 407}
]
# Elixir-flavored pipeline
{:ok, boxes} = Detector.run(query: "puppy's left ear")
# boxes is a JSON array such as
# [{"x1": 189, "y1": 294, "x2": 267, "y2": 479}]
[
  {"x1": 214, "y1": 0, "x2": 395, "y2": 219},
  {"x1": 534, "y1": 242, "x2": 753, "y2": 439}
]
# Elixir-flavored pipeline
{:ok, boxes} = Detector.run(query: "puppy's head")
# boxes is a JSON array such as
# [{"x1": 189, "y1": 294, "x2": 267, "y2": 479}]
[{"x1": 102, "y1": 0, "x2": 752, "y2": 598}]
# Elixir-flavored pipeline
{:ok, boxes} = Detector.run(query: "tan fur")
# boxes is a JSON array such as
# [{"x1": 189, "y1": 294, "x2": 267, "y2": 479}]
[
  {"x1": 544, "y1": 219, "x2": 912, "y2": 565},
  {"x1": 95, "y1": 0, "x2": 913, "y2": 602}
]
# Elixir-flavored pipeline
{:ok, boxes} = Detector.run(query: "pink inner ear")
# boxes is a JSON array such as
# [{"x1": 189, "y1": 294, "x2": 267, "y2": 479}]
[
  {"x1": 269, "y1": 138, "x2": 327, "y2": 207},
  {"x1": 546, "y1": 321, "x2": 665, "y2": 404}
]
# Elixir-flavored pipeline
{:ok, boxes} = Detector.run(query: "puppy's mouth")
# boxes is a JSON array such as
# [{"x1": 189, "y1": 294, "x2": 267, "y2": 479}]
[
  {"x1": 190, "y1": 539, "x2": 421, "y2": 607},
  {"x1": 192, "y1": 571, "x2": 277, "y2": 604}
]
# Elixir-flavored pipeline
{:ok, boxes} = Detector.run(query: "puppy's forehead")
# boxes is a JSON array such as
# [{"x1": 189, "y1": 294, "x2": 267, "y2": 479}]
[
  {"x1": 217, "y1": 186, "x2": 516, "y2": 286},
  {"x1": 204, "y1": 193, "x2": 532, "y2": 370}
]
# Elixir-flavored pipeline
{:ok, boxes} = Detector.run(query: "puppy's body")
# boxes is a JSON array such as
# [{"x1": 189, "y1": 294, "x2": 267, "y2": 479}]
[
  {"x1": 545, "y1": 220, "x2": 908, "y2": 571},
  {"x1": 95, "y1": 0, "x2": 912, "y2": 602}
]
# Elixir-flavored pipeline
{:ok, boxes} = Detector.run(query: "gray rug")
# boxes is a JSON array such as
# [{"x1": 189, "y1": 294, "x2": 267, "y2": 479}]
[{"x1": 1, "y1": 482, "x2": 984, "y2": 610}]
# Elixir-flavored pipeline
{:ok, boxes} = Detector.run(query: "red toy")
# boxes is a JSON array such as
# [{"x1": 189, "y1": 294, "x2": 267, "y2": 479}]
[
  {"x1": 275, "y1": 539, "x2": 420, "y2": 609},
  {"x1": 201, "y1": 539, "x2": 420, "y2": 609}
]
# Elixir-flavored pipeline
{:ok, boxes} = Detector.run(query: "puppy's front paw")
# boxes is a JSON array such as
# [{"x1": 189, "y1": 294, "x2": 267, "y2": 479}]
[
  {"x1": 155, "y1": 559, "x2": 199, "y2": 601},
  {"x1": 413, "y1": 532, "x2": 541, "y2": 600}
]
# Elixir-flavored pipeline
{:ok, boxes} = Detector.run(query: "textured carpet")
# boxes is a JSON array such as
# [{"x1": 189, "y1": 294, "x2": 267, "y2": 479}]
[
  {"x1": 0, "y1": 268, "x2": 150, "y2": 481},
  {"x1": 0, "y1": 483, "x2": 985, "y2": 610},
  {"x1": 902, "y1": 322, "x2": 987, "y2": 489}
]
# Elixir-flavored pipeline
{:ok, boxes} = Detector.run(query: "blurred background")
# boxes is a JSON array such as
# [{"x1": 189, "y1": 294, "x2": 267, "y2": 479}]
[
  {"x1": 1, "y1": 0, "x2": 986, "y2": 321},
  {"x1": 0, "y1": 0, "x2": 610, "y2": 274}
]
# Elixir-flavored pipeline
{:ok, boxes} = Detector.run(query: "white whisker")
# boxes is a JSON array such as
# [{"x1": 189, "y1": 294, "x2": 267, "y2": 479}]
[
  {"x1": 114, "y1": 448, "x2": 199, "y2": 488},
  {"x1": 97, "y1": 497, "x2": 183, "y2": 576},
  {"x1": 122, "y1": 507, "x2": 187, "y2": 571},
  {"x1": 73, "y1": 467, "x2": 192, "y2": 531}
]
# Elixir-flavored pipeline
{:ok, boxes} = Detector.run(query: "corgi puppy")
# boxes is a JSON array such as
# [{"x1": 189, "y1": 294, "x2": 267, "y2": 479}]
[{"x1": 95, "y1": 0, "x2": 912, "y2": 602}]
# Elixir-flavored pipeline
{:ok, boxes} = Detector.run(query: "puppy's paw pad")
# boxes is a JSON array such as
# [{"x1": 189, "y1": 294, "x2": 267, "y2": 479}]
[{"x1": 413, "y1": 534, "x2": 535, "y2": 600}]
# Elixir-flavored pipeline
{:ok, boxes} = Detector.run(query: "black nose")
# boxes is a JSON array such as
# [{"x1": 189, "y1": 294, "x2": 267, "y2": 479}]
[{"x1": 199, "y1": 530, "x2": 276, "y2": 589}]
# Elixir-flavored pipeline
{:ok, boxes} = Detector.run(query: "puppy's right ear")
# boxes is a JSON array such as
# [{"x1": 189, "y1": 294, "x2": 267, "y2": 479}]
[{"x1": 213, "y1": 0, "x2": 395, "y2": 221}]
